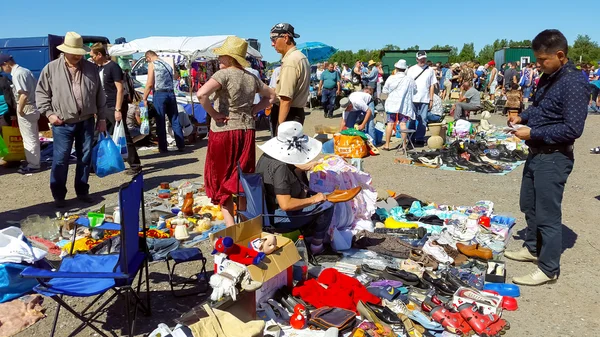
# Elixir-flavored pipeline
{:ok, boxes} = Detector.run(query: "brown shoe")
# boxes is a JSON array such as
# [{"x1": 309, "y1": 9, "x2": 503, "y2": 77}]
[
  {"x1": 326, "y1": 186, "x2": 362, "y2": 203},
  {"x1": 456, "y1": 243, "x2": 493, "y2": 260},
  {"x1": 409, "y1": 249, "x2": 439, "y2": 270},
  {"x1": 437, "y1": 241, "x2": 469, "y2": 266}
]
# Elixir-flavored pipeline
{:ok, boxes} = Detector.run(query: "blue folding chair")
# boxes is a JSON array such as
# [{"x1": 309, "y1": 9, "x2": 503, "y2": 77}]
[
  {"x1": 236, "y1": 164, "x2": 331, "y2": 233},
  {"x1": 21, "y1": 173, "x2": 151, "y2": 337}
]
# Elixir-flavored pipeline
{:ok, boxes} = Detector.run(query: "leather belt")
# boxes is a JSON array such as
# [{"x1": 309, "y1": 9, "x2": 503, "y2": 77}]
[{"x1": 529, "y1": 144, "x2": 573, "y2": 154}]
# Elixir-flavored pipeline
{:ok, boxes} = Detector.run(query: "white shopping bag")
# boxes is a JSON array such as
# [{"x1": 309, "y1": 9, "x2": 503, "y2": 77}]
[
  {"x1": 112, "y1": 121, "x2": 128, "y2": 159},
  {"x1": 0, "y1": 227, "x2": 47, "y2": 264}
]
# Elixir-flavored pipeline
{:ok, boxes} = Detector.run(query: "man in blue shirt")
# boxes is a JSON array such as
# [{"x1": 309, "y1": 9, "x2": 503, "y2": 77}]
[
  {"x1": 318, "y1": 63, "x2": 341, "y2": 118},
  {"x1": 505, "y1": 29, "x2": 589, "y2": 286}
]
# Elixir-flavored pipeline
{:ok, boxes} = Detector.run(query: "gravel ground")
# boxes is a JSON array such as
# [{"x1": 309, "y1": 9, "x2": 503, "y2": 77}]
[{"x1": 2, "y1": 109, "x2": 599, "y2": 337}]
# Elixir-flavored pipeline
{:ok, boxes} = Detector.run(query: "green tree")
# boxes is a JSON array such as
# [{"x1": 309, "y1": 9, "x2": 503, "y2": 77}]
[
  {"x1": 405, "y1": 44, "x2": 420, "y2": 51},
  {"x1": 508, "y1": 40, "x2": 531, "y2": 48},
  {"x1": 382, "y1": 44, "x2": 400, "y2": 51},
  {"x1": 431, "y1": 44, "x2": 459, "y2": 63},
  {"x1": 457, "y1": 43, "x2": 476, "y2": 62},
  {"x1": 570, "y1": 34, "x2": 600, "y2": 64}
]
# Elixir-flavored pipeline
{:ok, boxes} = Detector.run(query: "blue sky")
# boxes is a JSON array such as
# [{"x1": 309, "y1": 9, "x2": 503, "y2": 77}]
[{"x1": 3, "y1": 0, "x2": 597, "y2": 62}]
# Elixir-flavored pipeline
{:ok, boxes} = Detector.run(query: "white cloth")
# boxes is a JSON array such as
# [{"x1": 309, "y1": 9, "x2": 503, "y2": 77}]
[
  {"x1": 245, "y1": 67, "x2": 262, "y2": 105},
  {"x1": 269, "y1": 67, "x2": 280, "y2": 89},
  {"x1": 430, "y1": 95, "x2": 444, "y2": 117},
  {"x1": 382, "y1": 72, "x2": 417, "y2": 119},
  {"x1": 341, "y1": 68, "x2": 352, "y2": 81},
  {"x1": 348, "y1": 91, "x2": 372, "y2": 112},
  {"x1": 316, "y1": 69, "x2": 324, "y2": 81},
  {"x1": 407, "y1": 64, "x2": 438, "y2": 103},
  {"x1": 0, "y1": 227, "x2": 47, "y2": 264},
  {"x1": 17, "y1": 108, "x2": 41, "y2": 168}
]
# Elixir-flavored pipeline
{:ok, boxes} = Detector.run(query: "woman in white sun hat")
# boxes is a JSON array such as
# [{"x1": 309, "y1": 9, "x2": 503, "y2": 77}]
[{"x1": 256, "y1": 121, "x2": 334, "y2": 255}]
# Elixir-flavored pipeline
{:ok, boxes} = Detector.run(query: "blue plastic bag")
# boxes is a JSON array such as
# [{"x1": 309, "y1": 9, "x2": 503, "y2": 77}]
[
  {"x1": 94, "y1": 132, "x2": 125, "y2": 178},
  {"x1": 0, "y1": 263, "x2": 39, "y2": 303}
]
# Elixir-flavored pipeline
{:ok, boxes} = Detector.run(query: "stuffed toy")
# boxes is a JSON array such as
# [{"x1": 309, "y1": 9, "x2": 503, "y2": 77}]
[
  {"x1": 212, "y1": 236, "x2": 265, "y2": 265},
  {"x1": 249, "y1": 235, "x2": 278, "y2": 255}
]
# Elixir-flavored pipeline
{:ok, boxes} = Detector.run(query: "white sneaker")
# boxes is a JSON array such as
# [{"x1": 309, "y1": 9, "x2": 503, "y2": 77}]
[
  {"x1": 447, "y1": 223, "x2": 477, "y2": 242},
  {"x1": 423, "y1": 240, "x2": 454, "y2": 264},
  {"x1": 382, "y1": 299, "x2": 411, "y2": 316},
  {"x1": 435, "y1": 229, "x2": 458, "y2": 248}
]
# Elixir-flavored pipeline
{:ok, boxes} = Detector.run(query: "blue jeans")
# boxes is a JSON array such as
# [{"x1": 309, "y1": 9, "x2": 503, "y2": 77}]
[
  {"x1": 410, "y1": 102, "x2": 429, "y2": 141},
  {"x1": 345, "y1": 109, "x2": 376, "y2": 141},
  {"x1": 523, "y1": 86, "x2": 533, "y2": 100},
  {"x1": 153, "y1": 91, "x2": 184, "y2": 151},
  {"x1": 274, "y1": 201, "x2": 334, "y2": 242},
  {"x1": 427, "y1": 112, "x2": 443, "y2": 123},
  {"x1": 50, "y1": 118, "x2": 95, "y2": 201},
  {"x1": 321, "y1": 88, "x2": 336, "y2": 116},
  {"x1": 520, "y1": 151, "x2": 574, "y2": 277}
]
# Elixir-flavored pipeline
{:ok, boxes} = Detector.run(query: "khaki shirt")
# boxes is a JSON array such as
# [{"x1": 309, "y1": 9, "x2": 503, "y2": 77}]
[{"x1": 275, "y1": 47, "x2": 310, "y2": 108}]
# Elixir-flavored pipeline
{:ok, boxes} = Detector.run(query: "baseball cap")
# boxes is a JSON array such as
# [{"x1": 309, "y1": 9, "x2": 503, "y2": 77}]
[
  {"x1": 0, "y1": 54, "x2": 13, "y2": 64},
  {"x1": 340, "y1": 97, "x2": 350, "y2": 108},
  {"x1": 416, "y1": 50, "x2": 427, "y2": 59},
  {"x1": 270, "y1": 23, "x2": 300, "y2": 38}
]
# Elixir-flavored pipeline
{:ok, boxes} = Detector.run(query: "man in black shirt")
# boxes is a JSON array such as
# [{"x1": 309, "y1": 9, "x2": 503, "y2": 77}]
[
  {"x1": 505, "y1": 30, "x2": 589, "y2": 286},
  {"x1": 90, "y1": 43, "x2": 141, "y2": 174}
]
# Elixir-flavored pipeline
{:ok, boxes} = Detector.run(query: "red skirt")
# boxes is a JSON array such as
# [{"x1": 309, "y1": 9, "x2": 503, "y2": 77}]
[{"x1": 204, "y1": 129, "x2": 256, "y2": 205}]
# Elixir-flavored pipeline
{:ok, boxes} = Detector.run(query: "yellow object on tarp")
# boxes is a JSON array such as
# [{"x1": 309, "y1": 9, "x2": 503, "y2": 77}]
[
  {"x1": 1, "y1": 125, "x2": 25, "y2": 162},
  {"x1": 384, "y1": 217, "x2": 418, "y2": 229},
  {"x1": 334, "y1": 134, "x2": 368, "y2": 158}
]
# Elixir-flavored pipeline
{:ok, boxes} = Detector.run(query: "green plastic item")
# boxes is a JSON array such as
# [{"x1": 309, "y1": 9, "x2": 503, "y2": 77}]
[
  {"x1": 87, "y1": 212, "x2": 105, "y2": 228},
  {"x1": 340, "y1": 128, "x2": 368, "y2": 140},
  {"x1": 281, "y1": 230, "x2": 301, "y2": 242},
  {"x1": 0, "y1": 134, "x2": 8, "y2": 157}
]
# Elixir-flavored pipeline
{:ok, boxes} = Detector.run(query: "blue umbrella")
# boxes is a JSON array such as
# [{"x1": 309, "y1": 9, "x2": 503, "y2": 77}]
[{"x1": 296, "y1": 42, "x2": 338, "y2": 64}]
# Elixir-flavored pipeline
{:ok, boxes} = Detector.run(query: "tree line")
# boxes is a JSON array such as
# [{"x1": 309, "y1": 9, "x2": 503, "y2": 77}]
[{"x1": 328, "y1": 35, "x2": 600, "y2": 66}]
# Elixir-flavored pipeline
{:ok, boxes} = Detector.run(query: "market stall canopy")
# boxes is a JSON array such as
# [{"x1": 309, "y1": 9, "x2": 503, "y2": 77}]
[
  {"x1": 108, "y1": 35, "x2": 262, "y2": 60},
  {"x1": 296, "y1": 42, "x2": 337, "y2": 64}
]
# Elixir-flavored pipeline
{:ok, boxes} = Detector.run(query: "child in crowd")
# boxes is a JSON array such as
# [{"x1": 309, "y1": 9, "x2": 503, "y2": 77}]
[{"x1": 503, "y1": 83, "x2": 523, "y2": 115}]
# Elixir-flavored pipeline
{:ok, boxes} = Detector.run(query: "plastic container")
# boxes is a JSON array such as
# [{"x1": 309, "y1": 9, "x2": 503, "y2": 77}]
[
  {"x1": 113, "y1": 207, "x2": 121, "y2": 224},
  {"x1": 293, "y1": 235, "x2": 309, "y2": 281}
]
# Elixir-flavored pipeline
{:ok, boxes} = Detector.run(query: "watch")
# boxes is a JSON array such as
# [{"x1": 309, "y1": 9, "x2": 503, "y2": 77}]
[{"x1": 115, "y1": 109, "x2": 121, "y2": 112}]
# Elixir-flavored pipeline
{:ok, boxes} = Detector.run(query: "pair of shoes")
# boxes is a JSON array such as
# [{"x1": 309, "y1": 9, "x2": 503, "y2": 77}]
[
  {"x1": 421, "y1": 272, "x2": 458, "y2": 296},
  {"x1": 423, "y1": 240, "x2": 454, "y2": 264},
  {"x1": 458, "y1": 302, "x2": 510, "y2": 336},
  {"x1": 409, "y1": 249, "x2": 439, "y2": 270},
  {"x1": 429, "y1": 306, "x2": 472, "y2": 336},
  {"x1": 361, "y1": 264, "x2": 383, "y2": 279},
  {"x1": 504, "y1": 247, "x2": 537, "y2": 262},
  {"x1": 456, "y1": 243, "x2": 493, "y2": 260},
  {"x1": 512, "y1": 267, "x2": 557, "y2": 286},
  {"x1": 382, "y1": 267, "x2": 420, "y2": 286},
  {"x1": 400, "y1": 259, "x2": 426, "y2": 277},
  {"x1": 365, "y1": 302, "x2": 403, "y2": 325},
  {"x1": 77, "y1": 194, "x2": 94, "y2": 204},
  {"x1": 18, "y1": 166, "x2": 41, "y2": 174},
  {"x1": 436, "y1": 241, "x2": 469, "y2": 266}
]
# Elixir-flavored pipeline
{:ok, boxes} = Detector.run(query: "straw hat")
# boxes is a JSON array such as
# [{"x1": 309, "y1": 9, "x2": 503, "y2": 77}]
[
  {"x1": 368, "y1": 60, "x2": 376, "y2": 67},
  {"x1": 213, "y1": 36, "x2": 250, "y2": 68},
  {"x1": 258, "y1": 121, "x2": 322, "y2": 165},
  {"x1": 57, "y1": 32, "x2": 90, "y2": 55}
]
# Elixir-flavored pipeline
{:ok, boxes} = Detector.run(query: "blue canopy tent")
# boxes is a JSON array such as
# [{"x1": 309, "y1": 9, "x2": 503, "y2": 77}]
[{"x1": 296, "y1": 42, "x2": 338, "y2": 64}]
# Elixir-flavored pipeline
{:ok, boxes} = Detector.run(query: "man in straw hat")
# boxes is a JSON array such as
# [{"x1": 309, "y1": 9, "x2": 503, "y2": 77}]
[
  {"x1": 142, "y1": 50, "x2": 185, "y2": 153},
  {"x1": 36, "y1": 32, "x2": 107, "y2": 208},
  {"x1": 256, "y1": 121, "x2": 334, "y2": 255},
  {"x1": 269, "y1": 23, "x2": 310, "y2": 136},
  {"x1": 363, "y1": 60, "x2": 379, "y2": 98}
]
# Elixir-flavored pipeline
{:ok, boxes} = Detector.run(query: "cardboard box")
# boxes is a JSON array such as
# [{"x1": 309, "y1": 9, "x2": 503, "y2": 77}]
[
  {"x1": 485, "y1": 261, "x2": 507, "y2": 283},
  {"x1": 452, "y1": 287, "x2": 502, "y2": 315}
]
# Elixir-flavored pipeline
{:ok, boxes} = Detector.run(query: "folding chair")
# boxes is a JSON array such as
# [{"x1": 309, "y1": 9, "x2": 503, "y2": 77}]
[
  {"x1": 235, "y1": 164, "x2": 332, "y2": 233},
  {"x1": 165, "y1": 247, "x2": 208, "y2": 297},
  {"x1": 21, "y1": 173, "x2": 151, "y2": 337},
  {"x1": 494, "y1": 99, "x2": 507, "y2": 114}
]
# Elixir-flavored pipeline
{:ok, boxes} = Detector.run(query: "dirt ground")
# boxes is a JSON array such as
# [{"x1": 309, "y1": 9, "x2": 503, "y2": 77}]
[{"x1": 2, "y1": 109, "x2": 599, "y2": 337}]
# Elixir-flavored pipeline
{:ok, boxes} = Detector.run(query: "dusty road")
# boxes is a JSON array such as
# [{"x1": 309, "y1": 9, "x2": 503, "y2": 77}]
[{"x1": 2, "y1": 109, "x2": 599, "y2": 337}]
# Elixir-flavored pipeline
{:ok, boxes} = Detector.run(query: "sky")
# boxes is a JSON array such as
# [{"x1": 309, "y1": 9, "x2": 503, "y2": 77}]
[{"x1": 2, "y1": 0, "x2": 598, "y2": 63}]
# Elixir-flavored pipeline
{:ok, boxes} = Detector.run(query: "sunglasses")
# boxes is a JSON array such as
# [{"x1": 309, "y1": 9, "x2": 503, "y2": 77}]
[{"x1": 270, "y1": 34, "x2": 287, "y2": 42}]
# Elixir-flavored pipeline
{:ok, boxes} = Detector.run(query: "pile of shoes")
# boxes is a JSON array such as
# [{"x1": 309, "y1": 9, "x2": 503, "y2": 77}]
[{"x1": 409, "y1": 140, "x2": 528, "y2": 173}]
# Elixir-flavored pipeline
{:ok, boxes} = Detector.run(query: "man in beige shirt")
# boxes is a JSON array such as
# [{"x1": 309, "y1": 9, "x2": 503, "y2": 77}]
[{"x1": 269, "y1": 23, "x2": 310, "y2": 136}]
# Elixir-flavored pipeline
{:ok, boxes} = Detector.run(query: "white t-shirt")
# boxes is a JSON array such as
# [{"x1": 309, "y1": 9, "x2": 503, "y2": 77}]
[
  {"x1": 341, "y1": 68, "x2": 352, "y2": 81},
  {"x1": 407, "y1": 64, "x2": 438, "y2": 103},
  {"x1": 316, "y1": 69, "x2": 324, "y2": 81},
  {"x1": 245, "y1": 67, "x2": 262, "y2": 104},
  {"x1": 348, "y1": 91, "x2": 372, "y2": 112}
]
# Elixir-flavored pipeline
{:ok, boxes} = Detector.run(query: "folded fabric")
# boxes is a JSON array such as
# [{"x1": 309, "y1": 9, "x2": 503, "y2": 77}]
[
  {"x1": 292, "y1": 268, "x2": 381, "y2": 313},
  {"x1": 189, "y1": 304, "x2": 264, "y2": 337},
  {"x1": 0, "y1": 294, "x2": 46, "y2": 336}
]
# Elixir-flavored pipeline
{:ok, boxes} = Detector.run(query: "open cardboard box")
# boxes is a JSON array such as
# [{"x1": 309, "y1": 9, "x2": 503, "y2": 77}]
[{"x1": 210, "y1": 216, "x2": 300, "y2": 283}]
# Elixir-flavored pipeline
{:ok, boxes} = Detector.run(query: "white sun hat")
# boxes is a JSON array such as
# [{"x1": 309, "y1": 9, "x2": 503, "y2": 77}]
[{"x1": 258, "y1": 121, "x2": 322, "y2": 165}]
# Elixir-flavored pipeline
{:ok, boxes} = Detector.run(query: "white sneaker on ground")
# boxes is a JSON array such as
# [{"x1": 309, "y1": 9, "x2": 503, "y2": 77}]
[
  {"x1": 423, "y1": 240, "x2": 454, "y2": 264},
  {"x1": 512, "y1": 267, "x2": 557, "y2": 286}
]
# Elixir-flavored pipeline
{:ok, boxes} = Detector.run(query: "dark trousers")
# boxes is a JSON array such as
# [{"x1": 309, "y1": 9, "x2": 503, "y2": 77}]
[
  {"x1": 269, "y1": 104, "x2": 306, "y2": 137},
  {"x1": 520, "y1": 151, "x2": 574, "y2": 277},
  {"x1": 321, "y1": 88, "x2": 336, "y2": 117},
  {"x1": 106, "y1": 106, "x2": 141, "y2": 168},
  {"x1": 274, "y1": 201, "x2": 334, "y2": 242},
  {"x1": 50, "y1": 118, "x2": 95, "y2": 201},
  {"x1": 153, "y1": 91, "x2": 184, "y2": 151}
]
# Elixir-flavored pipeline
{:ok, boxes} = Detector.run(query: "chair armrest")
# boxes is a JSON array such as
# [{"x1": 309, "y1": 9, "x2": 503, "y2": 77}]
[
  {"x1": 75, "y1": 217, "x2": 122, "y2": 231},
  {"x1": 20, "y1": 267, "x2": 129, "y2": 279}
]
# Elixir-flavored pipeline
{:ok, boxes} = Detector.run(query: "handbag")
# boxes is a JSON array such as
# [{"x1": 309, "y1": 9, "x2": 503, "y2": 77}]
[{"x1": 308, "y1": 306, "x2": 357, "y2": 332}]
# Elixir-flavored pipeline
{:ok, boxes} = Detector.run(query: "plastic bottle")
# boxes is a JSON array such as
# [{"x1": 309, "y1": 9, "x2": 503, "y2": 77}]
[{"x1": 293, "y1": 235, "x2": 309, "y2": 281}]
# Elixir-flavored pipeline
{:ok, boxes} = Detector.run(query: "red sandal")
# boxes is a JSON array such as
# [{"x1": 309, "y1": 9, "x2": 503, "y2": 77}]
[
  {"x1": 458, "y1": 303, "x2": 510, "y2": 337},
  {"x1": 430, "y1": 306, "x2": 473, "y2": 336}
]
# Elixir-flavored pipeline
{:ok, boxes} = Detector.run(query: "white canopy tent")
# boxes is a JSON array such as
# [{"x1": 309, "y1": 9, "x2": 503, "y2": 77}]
[{"x1": 108, "y1": 35, "x2": 262, "y2": 60}]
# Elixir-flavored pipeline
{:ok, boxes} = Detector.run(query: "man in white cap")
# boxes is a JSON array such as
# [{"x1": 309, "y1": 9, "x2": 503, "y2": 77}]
[
  {"x1": 270, "y1": 23, "x2": 310, "y2": 136},
  {"x1": 407, "y1": 50, "x2": 437, "y2": 144},
  {"x1": 339, "y1": 87, "x2": 376, "y2": 141},
  {"x1": 36, "y1": 32, "x2": 106, "y2": 208},
  {"x1": 0, "y1": 54, "x2": 41, "y2": 174}
]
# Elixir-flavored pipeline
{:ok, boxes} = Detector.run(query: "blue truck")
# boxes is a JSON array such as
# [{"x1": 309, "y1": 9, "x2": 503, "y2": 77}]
[{"x1": 0, "y1": 34, "x2": 110, "y2": 78}]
